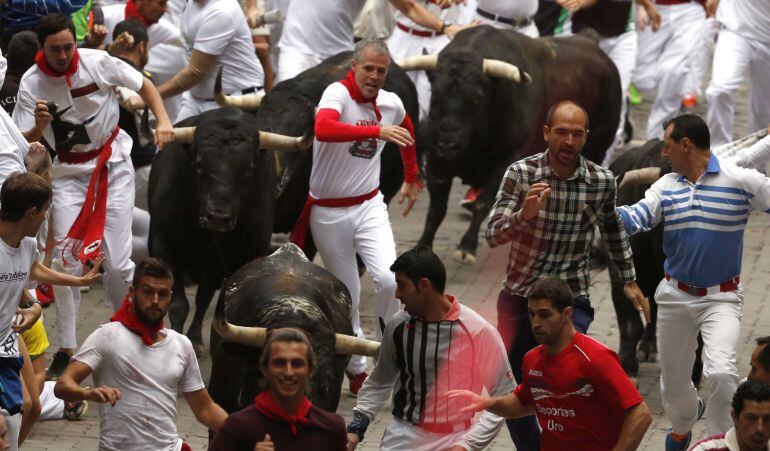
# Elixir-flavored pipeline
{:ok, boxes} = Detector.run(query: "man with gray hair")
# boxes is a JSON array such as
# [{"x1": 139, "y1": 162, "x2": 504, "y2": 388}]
[{"x1": 290, "y1": 38, "x2": 420, "y2": 396}]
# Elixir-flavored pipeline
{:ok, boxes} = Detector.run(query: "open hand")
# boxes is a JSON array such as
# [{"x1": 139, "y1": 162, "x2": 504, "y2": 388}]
[
  {"x1": 399, "y1": 181, "x2": 421, "y2": 217},
  {"x1": 85, "y1": 386, "x2": 121, "y2": 406},
  {"x1": 446, "y1": 390, "x2": 491, "y2": 415},
  {"x1": 520, "y1": 183, "x2": 551, "y2": 221},
  {"x1": 79, "y1": 254, "x2": 104, "y2": 286},
  {"x1": 379, "y1": 125, "x2": 414, "y2": 147}
]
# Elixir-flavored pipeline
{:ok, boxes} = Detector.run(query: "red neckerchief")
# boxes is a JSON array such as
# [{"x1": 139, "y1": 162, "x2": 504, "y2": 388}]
[
  {"x1": 35, "y1": 49, "x2": 79, "y2": 88},
  {"x1": 339, "y1": 69, "x2": 381, "y2": 122},
  {"x1": 124, "y1": 0, "x2": 154, "y2": 27},
  {"x1": 110, "y1": 293, "x2": 164, "y2": 346},
  {"x1": 254, "y1": 391, "x2": 312, "y2": 436}
]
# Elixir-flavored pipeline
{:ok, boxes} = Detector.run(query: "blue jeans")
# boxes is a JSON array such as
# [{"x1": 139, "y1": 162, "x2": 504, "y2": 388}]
[{"x1": 496, "y1": 290, "x2": 594, "y2": 451}]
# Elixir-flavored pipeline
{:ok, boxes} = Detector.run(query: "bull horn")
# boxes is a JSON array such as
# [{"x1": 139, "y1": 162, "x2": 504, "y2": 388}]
[
  {"x1": 396, "y1": 55, "x2": 438, "y2": 71},
  {"x1": 171, "y1": 126, "x2": 196, "y2": 144},
  {"x1": 258, "y1": 131, "x2": 312, "y2": 152},
  {"x1": 213, "y1": 318, "x2": 381, "y2": 357},
  {"x1": 214, "y1": 68, "x2": 262, "y2": 110},
  {"x1": 619, "y1": 167, "x2": 662, "y2": 189},
  {"x1": 482, "y1": 59, "x2": 531, "y2": 84}
]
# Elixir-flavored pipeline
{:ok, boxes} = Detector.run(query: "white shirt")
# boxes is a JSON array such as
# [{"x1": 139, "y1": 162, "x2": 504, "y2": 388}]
[
  {"x1": 0, "y1": 237, "x2": 38, "y2": 358},
  {"x1": 0, "y1": 56, "x2": 29, "y2": 183},
  {"x1": 278, "y1": 0, "x2": 366, "y2": 59},
  {"x1": 716, "y1": 0, "x2": 770, "y2": 43},
  {"x1": 477, "y1": 0, "x2": 537, "y2": 20},
  {"x1": 181, "y1": 0, "x2": 264, "y2": 98},
  {"x1": 101, "y1": 5, "x2": 185, "y2": 48},
  {"x1": 13, "y1": 49, "x2": 143, "y2": 176},
  {"x1": 310, "y1": 82, "x2": 405, "y2": 199},
  {"x1": 394, "y1": 0, "x2": 461, "y2": 32},
  {"x1": 74, "y1": 322, "x2": 205, "y2": 451}
]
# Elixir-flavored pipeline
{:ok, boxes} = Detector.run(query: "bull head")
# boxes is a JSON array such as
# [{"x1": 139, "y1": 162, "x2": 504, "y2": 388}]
[
  {"x1": 214, "y1": 68, "x2": 263, "y2": 110},
  {"x1": 396, "y1": 54, "x2": 531, "y2": 84},
  {"x1": 213, "y1": 314, "x2": 381, "y2": 357}
]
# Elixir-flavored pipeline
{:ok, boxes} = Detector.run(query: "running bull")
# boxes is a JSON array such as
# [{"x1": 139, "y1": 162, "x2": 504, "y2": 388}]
[
  {"x1": 397, "y1": 26, "x2": 622, "y2": 263},
  {"x1": 148, "y1": 107, "x2": 309, "y2": 353},
  {"x1": 209, "y1": 243, "x2": 380, "y2": 412},
  {"x1": 215, "y1": 51, "x2": 419, "y2": 254}
]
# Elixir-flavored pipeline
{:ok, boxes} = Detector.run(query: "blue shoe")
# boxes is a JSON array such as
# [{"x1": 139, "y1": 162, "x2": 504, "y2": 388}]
[{"x1": 665, "y1": 430, "x2": 692, "y2": 451}]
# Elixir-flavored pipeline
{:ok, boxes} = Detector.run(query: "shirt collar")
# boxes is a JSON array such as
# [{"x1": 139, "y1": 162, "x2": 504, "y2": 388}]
[
  {"x1": 677, "y1": 153, "x2": 720, "y2": 182},
  {"x1": 534, "y1": 149, "x2": 591, "y2": 184},
  {"x1": 441, "y1": 295, "x2": 461, "y2": 321}
]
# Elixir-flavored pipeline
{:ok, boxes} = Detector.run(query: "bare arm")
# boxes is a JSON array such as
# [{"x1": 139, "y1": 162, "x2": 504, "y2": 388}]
[
  {"x1": 611, "y1": 402, "x2": 652, "y2": 451},
  {"x1": 18, "y1": 338, "x2": 40, "y2": 445},
  {"x1": 29, "y1": 257, "x2": 102, "y2": 287},
  {"x1": 389, "y1": 0, "x2": 470, "y2": 38},
  {"x1": 157, "y1": 50, "x2": 219, "y2": 99},
  {"x1": 184, "y1": 388, "x2": 228, "y2": 432},
  {"x1": 446, "y1": 390, "x2": 535, "y2": 419},
  {"x1": 138, "y1": 77, "x2": 174, "y2": 149},
  {"x1": 54, "y1": 360, "x2": 122, "y2": 405}
]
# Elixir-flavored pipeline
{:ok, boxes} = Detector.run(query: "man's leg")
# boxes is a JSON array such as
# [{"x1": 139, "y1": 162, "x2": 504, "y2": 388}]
[
  {"x1": 599, "y1": 31, "x2": 637, "y2": 166},
  {"x1": 353, "y1": 196, "x2": 399, "y2": 339},
  {"x1": 101, "y1": 160, "x2": 136, "y2": 312},
  {"x1": 656, "y1": 280, "x2": 701, "y2": 436},
  {"x1": 695, "y1": 293, "x2": 742, "y2": 435},
  {"x1": 310, "y1": 205, "x2": 366, "y2": 375},
  {"x1": 632, "y1": 7, "x2": 673, "y2": 94},
  {"x1": 706, "y1": 29, "x2": 751, "y2": 146},
  {"x1": 747, "y1": 41, "x2": 770, "y2": 139},
  {"x1": 497, "y1": 291, "x2": 540, "y2": 451}
]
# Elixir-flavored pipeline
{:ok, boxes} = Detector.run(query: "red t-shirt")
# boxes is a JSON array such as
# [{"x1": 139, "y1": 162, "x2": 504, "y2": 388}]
[{"x1": 514, "y1": 333, "x2": 643, "y2": 451}]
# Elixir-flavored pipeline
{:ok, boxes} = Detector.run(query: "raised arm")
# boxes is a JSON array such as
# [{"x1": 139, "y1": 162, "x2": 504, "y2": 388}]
[{"x1": 486, "y1": 165, "x2": 549, "y2": 247}]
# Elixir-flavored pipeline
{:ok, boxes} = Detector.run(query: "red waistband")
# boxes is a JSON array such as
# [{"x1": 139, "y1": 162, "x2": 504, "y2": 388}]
[
  {"x1": 290, "y1": 189, "x2": 379, "y2": 248},
  {"x1": 417, "y1": 419, "x2": 472, "y2": 433},
  {"x1": 665, "y1": 273, "x2": 740, "y2": 297},
  {"x1": 57, "y1": 127, "x2": 120, "y2": 164},
  {"x1": 396, "y1": 22, "x2": 438, "y2": 38},
  {"x1": 655, "y1": 0, "x2": 694, "y2": 5}
]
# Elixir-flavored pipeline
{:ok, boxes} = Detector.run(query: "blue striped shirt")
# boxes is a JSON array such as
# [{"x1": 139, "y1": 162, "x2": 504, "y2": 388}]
[{"x1": 618, "y1": 154, "x2": 770, "y2": 287}]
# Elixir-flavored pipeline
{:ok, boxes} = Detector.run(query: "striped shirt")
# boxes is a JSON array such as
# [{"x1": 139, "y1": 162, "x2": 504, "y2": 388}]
[
  {"x1": 689, "y1": 427, "x2": 740, "y2": 451},
  {"x1": 618, "y1": 154, "x2": 770, "y2": 287},
  {"x1": 1, "y1": 0, "x2": 88, "y2": 33},
  {"x1": 354, "y1": 296, "x2": 515, "y2": 449},
  {"x1": 486, "y1": 150, "x2": 636, "y2": 297}
]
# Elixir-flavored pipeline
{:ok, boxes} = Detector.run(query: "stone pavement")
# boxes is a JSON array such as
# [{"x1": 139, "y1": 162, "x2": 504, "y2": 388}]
[{"x1": 22, "y1": 72, "x2": 764, "y2": 451}]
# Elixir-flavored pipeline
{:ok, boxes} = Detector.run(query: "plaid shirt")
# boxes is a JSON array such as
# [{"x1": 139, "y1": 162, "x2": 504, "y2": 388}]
[{"x1": 486, "y1": 150, "x2": 636, "y2": 297}]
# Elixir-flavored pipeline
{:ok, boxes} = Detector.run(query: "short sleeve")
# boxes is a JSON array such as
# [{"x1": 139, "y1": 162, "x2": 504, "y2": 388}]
[
  {"x1": 93, "y1": 53, "x2": 144, "y2": 91},
  {"x1": 589, "y1": 348, "x2": 643, "y2": 411},
  {"x1": 72, "y1": 326, "x2": 108, "y2": 371},
  {"x1": 191, "y1": 5, "x2": 235, "y2": 56},
  {"x1": 149, "y1": 19, "x2": 184, "y2": 48},
  {"x1": 178, "y1": 336, "x2": 205, "y2": 393},
  {"x1": 389, "y1": 92, "x2": 406, "y2": 125},
  {"x1": 317, "y1": 83, "x2": 348, "y2": 114}
]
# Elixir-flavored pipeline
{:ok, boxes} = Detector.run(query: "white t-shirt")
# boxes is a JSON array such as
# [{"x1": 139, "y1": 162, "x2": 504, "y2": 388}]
[
  {"x1": 394, "y1": 0, "x2": 461, "y2": 32},
  {"x1": 181, "y1": 0, "x2": 264, "y2": 98},
  {"x1": 477, "y1": 0, "x2": 537, "y2": 20},
  {"x1": 13, "y1": 49, "x2": 144, "y2": 176},
  {"x1": 101, "y1": 5, "x2": 185, "y2": 48},
  {"x1": 0, "y1": 108, "x2": 28, "y2": 184},
  {"x1": 278, "y1": 0, "x2": 366, "y2": 59},
  {"x1": 717, "y1": 0, "x2": 770, "y2": 43},
  {"x1": 74, "y1": 322, "x2": 205, "y2": 451},
  {"x1": 310, "y1": 82, "x2": 405, "y2": 199},
  {"x1": 0, "y1": 237, "x2": 38, "y2": 358}
]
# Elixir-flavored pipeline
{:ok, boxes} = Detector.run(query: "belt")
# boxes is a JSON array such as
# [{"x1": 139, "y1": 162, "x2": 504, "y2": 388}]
[
  {"x1": 396, "y1": 22, "x2": 439, "y2": 38},
  {"x1": 655, "y1": 0, "x2": 692, "y2": 5},
  {"x1": 417, "y1": 419, "x2": 472, "y2": 433},
  {"x1": 476, "y1": 7, "x2": 532, "y2": 27},
  {"x1": 202, "y1": 86, "x2": 262, "y2": 102},
  {"x1": 665, "y1": 274, "x2": 740, "y2": 297}
]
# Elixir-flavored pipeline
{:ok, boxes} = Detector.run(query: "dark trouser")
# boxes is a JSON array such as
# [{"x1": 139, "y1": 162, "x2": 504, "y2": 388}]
[{"x1": 496, "y1": 290, "x2": 595, "y2": 451}]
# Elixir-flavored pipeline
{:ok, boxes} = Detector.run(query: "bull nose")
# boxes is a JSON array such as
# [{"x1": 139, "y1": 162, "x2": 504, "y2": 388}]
[{"x1": 199, "y1": 211, "x2": 236, "y2": 231}]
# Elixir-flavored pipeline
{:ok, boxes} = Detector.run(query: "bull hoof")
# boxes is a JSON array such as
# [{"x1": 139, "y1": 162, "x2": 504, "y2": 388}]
[
  {"x1": 636, "y1": 343, "x2": 658, "y2": 363},
  {"x1": 452, "y1": 250, "x2": 476, "y2": 265}
]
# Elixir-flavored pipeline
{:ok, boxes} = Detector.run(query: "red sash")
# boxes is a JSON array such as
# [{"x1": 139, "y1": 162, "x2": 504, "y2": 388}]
[
  {"x1": 290, "y1": 189, "x2": 379, "y2": 248},
  {"x1": 110, "y1": 293, "x2": 164, "y2": 346},
  {"x1": 62, "y1": 126, "x2": 121, "y2": 263}
]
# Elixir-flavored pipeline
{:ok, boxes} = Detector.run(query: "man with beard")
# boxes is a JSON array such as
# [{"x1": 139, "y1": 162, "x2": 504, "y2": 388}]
[
  {"x1": 485, "y1": 100, "x2": 648, "y2": 450},
  {"x1": 54, "y1": 258, "x2": 228, "y2": 451},
  {"x1": 209, "y1": 328, "x2": 347, "y2": 451},
  {"x1": 447, "y1": 277, "x2": 652, "y2": 451}
]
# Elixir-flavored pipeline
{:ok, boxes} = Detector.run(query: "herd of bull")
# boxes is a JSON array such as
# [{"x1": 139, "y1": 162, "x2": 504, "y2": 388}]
[{"x1": 136, "y1": 25, "x2": 767, "y2": 414}]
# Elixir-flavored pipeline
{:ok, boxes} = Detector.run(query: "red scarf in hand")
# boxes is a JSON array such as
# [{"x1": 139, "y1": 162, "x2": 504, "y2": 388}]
[
  {"x1": 339, "y1": 69, "x2": 381, "y2": 121},
  {"x1": 111, "y1": 293, "x2": 164, "y2": 346},
  {"x1": 35, "y1": 49, "x2": 79, "y2": 88},
  {"x1": 125, "y1": 0, "x2": 154, "y2": 27},
  {"x1": 254, "y1": 391, "x2": 312, "y2": 436}
]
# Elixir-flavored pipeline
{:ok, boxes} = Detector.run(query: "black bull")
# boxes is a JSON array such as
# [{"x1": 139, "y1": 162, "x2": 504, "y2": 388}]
[
  {"x1": 148, "y1": 108, "x2": 278, "y2": 351},
  {"x1": 208, "y1": 243, "x2": 355, "y2": 413},
  {"x1": 608, "y1": 140, "x2": 703, "y2": 383},
  {"x1": 416, "y1": 26, "x2": 622, "y2": 262}
]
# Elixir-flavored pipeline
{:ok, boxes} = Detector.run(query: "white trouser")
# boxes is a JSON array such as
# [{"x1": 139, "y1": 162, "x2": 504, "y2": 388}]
[
  {"x1": 380, "y1": 417, "x2": 467, "y2": 451},
  {"x1": 599, "y1": 30, "x2": 638, "y2": 166},
  {"x1": 387, "y1": 28, "x2": 451, "y2": 120},
  {"x1": 134, "y1": 164, "x2": 151, "y2": 210},
  {"x1": 706, "y1": 29, "x2": 770, "y2": 146},
  {"x1": 39, "y1": 381, "x2": 64, "y2": 421},
  {"x1": 472, "y1": 13, "x2": 539, "y2": 37},
  {"x1": 52, "y1": 158, "x2": 136, "y2": 349},
  {"x1": 132, "y1": 207, "x2": 150, "y2": 263},
  {"x1": 655, "y1": 278, "x2": 742, "y2": 436},
  {"x1": 310, "y1": 193, "x2": 400, "y2": 375},
  {"x1": 632, "y1": 3, "x2": 705, "y2": 139},
  {"x1": 1, "y1": 410, "x2": 20, "y2": 451},
  {"x1": 146, "y1": 43, "x2": 188, "y2": 124},
  {"x1": 682, "y1": 17, "x2": 718, "y2": 98},
  {"x1": 275, "y1": 48, "x2": 324, "y2": 84}
]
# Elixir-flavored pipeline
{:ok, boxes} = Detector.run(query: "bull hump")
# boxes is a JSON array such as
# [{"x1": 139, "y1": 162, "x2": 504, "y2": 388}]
[{"x1": 271, "y1": 243, "x2": 310, "y2": 262}]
